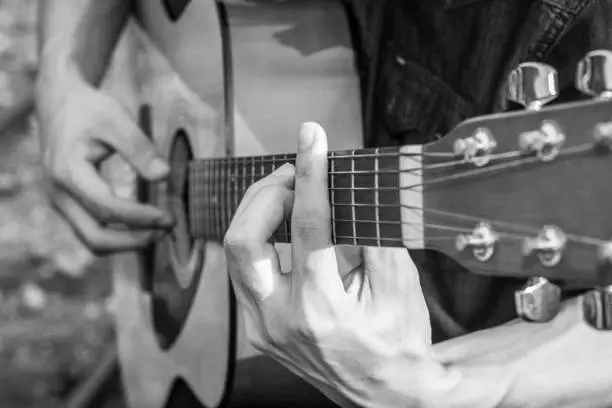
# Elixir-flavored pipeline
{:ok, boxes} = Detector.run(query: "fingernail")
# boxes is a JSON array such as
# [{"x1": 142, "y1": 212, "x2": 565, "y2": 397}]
[
  {"x1": 150, "y1": 158, "x2": 170, "y2": 178},
  {"x1": 298, "y1": 122, "x2": 317, "y2": 151}
]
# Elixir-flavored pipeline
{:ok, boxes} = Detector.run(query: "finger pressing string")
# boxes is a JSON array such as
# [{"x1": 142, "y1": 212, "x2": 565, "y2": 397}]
[{"x1": 291, "y1": 122, "x2": 345, "y2": 299}]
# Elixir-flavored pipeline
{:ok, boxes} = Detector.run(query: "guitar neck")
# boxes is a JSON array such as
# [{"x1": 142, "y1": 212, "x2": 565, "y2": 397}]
[{"x1": 187, "y1": 146, "x2": 423, "y2": 248}]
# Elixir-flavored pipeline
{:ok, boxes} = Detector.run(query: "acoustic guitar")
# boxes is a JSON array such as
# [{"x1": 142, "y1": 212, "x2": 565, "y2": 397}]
[{"x1": 102, "y1": 0, "x2": 612, "y2": 407}]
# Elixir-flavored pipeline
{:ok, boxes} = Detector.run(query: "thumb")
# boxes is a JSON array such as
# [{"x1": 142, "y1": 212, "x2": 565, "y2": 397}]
[
  {"x1": 365, "y1": 247, "x2": 423, "y2": 307},
  {"x1": 102, "y1": 103, "x2": 170, "y2": 182}
]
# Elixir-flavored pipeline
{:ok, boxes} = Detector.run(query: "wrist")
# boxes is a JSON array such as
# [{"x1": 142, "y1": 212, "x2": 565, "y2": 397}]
[
  {"x1": 37, "y1": 38, "x2": 90, "y2": 104},
  {"x1": 38, "y1": 32, "x2": 105, "y2": 94},
  {"x1": 378, "y1": 356, "x2": 513, "y2": 408},
  {"x1": 363, "y1": 355, "x2": 462, "y2": 408}
]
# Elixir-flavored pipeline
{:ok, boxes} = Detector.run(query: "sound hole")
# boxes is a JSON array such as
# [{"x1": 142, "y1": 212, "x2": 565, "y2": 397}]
[
  {"x1": 168, "y1": 130, "x2": 194, "y2": 265},
  {"x1": 150, "y1": 129, "x2": 205, "y2": 350},
  {"x1": 137, "y1": 104, "x2": 155, "y2": 293}
]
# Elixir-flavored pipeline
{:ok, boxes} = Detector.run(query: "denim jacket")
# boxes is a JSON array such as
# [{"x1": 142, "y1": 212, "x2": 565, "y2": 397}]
[{"x1": 347, "y1": 0, "x2": 611, "y2": 342}]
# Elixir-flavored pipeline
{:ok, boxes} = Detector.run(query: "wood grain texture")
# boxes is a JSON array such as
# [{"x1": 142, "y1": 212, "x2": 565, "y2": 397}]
[{"x1": 422, "y1": 97, "x2": 612, "y2": 285}]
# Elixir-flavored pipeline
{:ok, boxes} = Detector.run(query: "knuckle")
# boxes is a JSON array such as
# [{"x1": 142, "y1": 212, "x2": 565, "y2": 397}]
[
  {"x1": 76, "y1": 228, "x2": 105, "y2": 254},
  {"x1": 289, "y1": 298, "x2": 336, "y2": 341},
  {"x1": 246, "y1": 329, "x2": 269, "y2": 352},
  {"x1": 223, "y1": 229, "x2": 254, "y2": 254},
  {"x1": 295, "y1": 162, "x2": 313, "y2": 180},
  {"x1": 263, "y1": 327, "x2": 284, "y2": 350},
  {"x1": 243, "y1": 313, "x2": 271, "y2": 352},
  {"x1": 289, "y1": 318, "x2": 319, "y2": 341},
  {"x1": 92, "y1": 205, "x2": 116, "y2": 225},
  {"x1": 292, "y1": 209, "x2": 326, "y2": 235},
  {"x1": 223, "y1": 229, "x2": 242, "y2": 251}
]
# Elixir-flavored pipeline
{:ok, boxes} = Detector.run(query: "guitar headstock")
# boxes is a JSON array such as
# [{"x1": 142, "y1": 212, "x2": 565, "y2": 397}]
[{"x1": 420, "y1": 49, "x2": 612, "y2": 329}]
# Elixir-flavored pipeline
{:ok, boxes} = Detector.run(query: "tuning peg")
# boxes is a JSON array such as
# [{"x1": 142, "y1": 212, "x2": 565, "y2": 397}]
[
  {"x1": 508, "y1": 64, "x2": 561, "y2": 323},
  {"x1": 507, "y1": 62, "x2": 559, "y2": 110},
  {"x1": 583, "y1": 286, "x2": 612, "y2": 330},
  {"x1": 515, "y1": 277, "x2": 562, "y2": 322},
  {"x1": 576, "y1": 49, "x2": 612, "y2": 98}
]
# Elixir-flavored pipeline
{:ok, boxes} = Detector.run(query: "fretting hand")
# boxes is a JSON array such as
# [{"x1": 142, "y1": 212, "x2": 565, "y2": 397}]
[{"x1": 224, "y1": 122, "x2": 460, "y2": 408}]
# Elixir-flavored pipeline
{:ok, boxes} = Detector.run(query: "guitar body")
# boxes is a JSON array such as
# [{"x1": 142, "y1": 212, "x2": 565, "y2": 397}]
[{"x1": 108, "y1": 1, "x2": 363, "y2": 407}]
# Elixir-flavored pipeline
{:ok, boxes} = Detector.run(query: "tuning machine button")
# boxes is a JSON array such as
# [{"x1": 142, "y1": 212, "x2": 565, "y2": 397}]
[
  {"x1": 576, "y1": 49, "x2": 612, "y2": 99},
  {"x1": 453, "y1": 128, "x2": 497, "y2": 167},
  {"x1": 515, "y1": 277, "x2": 562, "y2": 323},
  {"x1": 507, "y1": 62, "x2": 559, "y2": 110},
  {"x1": 522, "y1": 225, "x2": 567, "y2": 267},
  {"x1": 583, "y1": 286, "x2": 612, "y2": 330},
  {"x1": 507, "y1": 63, "x2": 561, "y2": 323},
  {"x1": 515, "y1": 226, "x2": 565, "y2": 322},
  {"x1": 518, "y1": 120, "x2": 565, "y2": 161},
  {"x1": 593, "y1": 121, "x2": 612, "y2": 148},
  {"x1": 576, "y1": 50, "x2": 612, "y2": 148},
  {"x1": 455, "y1": 222, "x2": 498, "y2": 262}
]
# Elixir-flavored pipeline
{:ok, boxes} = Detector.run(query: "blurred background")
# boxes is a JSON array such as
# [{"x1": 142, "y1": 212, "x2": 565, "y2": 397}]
[{"x1": 0, "y1": 0, "x2": 123, "y2": 406}]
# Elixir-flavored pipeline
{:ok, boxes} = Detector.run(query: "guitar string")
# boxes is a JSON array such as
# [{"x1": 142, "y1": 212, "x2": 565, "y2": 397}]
[
  {"x1": 194, "y1": 146, "x2": 590, "y2": 240},
  {"x1": 193, "y1": 136, "x2": 596, "y2": 169},
  {"x1": 197, "y1": 197, "x2": 607, "y2": 247},
  {"x1": 197, "y1": 142, "x2": 594, "y2": 183},
  {"x1": 192, "y1": 142, "x2": 602, "y2": 243},
  {"x1": 402, "y1": 143, "x2": 593, "y2": 190},
  {"x1": 194, "y1": 149, "x2": 523, "y2": 172},
  {"x1": 193, "y1": 143, "x2": 596, "y2": 192},
  {"x1": 196, "y1": 189, "x2": 540, "y2": 236}
]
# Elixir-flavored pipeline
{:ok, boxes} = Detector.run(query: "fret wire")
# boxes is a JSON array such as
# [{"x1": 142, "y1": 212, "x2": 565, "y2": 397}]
[
  {"x1": 241, "y1": 156, "x2": 246, "y2": 203},
  {"x1": 329, "y1": 186, "x2": 397, "y2": 191},
  {"x1": 271, "y1": 155, "x2": 279, "y2": 239},
  {"x1": 204, "y1": 150, "x2": 417, "y2": 164},
  {"x1": 226, "y1": 159, "x2": 232, "y2": 231},
  {"x1": 199, "y1": 200, "x2": 401, "y2": 210},
  {"x1": 219, "y1": 158, "x2": 229, "y2": 233},
  {"x1": 335, "y1": 235, "x2": 403, "y2": 242},
  {"x1": 198, "y1": 179, "x2": 407, "y2": 193},
  {"x1": 213, "y1": 160, "x2": 220, "y2": 238},
  {"x1": 218, "y1": 160, "x2": 224, "y2": 238},
  {"x1": 260, "y1": 155, "x2": 265, "y2": 181},
  {"x1": 219, "y1": 159, "x2": 224, "y2": 236},
  {"x1": 204, "y1": 162, "x2": 210, "y2": 237},
  {"x1": 196, "y1": 169, "x2": 420, "y2": 181},
  {"x1": 233, "y1": 157, "x2": 239, "y2": 217},
  {"x1": 330, "y1": 151, "x2": 336, "y2": 244},
  {"x1": 350, "y1": 150, "x2": 356, "y2": 245},
  {"x1": 333, "y1": 202, "x2": 398, "y2": 208},
  {"x1": 284, "y1": 153, "x2": 291, "y2": 242},
  {"x1": 270, "y1": 155, "x2": 280, "y2": 240},
  {"x1": 329, "y1": 169, "x2": 400, "y2": 175},
  {"x1": 210, "y1": 160, "x2": 214, "y2": 238},
  {"x1": 251, "y1": 156, "x2": 256, "y2": 192},
  {"x1": 333, "y1": 218, "x2": 401, "y2": 225},
  {"x1": 220, "y1": 159, "x2": 226, "y2": 235},
  {"x1": 374, "y1": 148, "x2": 381, "y2": 246}
]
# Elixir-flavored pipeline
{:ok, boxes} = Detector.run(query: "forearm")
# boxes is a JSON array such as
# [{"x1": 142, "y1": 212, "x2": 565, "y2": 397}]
[
  {"x1": 433, "y1": 296, "x2": 612, "y2": 408},
  {"x1": 38, "y1": 0, "x2": 132, "y2": 86}
]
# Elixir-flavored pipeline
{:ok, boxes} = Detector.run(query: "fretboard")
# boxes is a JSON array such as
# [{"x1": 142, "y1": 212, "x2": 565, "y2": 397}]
[{"x1": 187, "y1": 147, "x2": 405, "y2": 247}]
